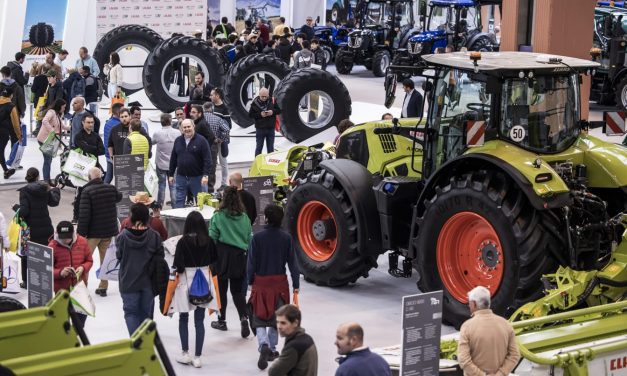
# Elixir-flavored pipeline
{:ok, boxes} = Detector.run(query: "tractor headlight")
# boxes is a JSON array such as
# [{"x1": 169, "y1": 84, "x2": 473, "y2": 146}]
[{"x1": 348, "y1": 36, "x2": 363, "y2": 48}]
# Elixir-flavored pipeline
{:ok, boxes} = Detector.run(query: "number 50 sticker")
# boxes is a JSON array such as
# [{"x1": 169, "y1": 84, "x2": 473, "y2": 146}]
[{"x1": 510, "y1": 125, "x2": 526, "y2": 142}]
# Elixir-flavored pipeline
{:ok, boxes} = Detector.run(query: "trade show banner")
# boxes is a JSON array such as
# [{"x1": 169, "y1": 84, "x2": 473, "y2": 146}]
[
  {"x1": 235, "y1": 0, "x2": 282, "y2": 32},
  {"x1": 21, "y1": 0, "x2": 69, "y2": 73},
  {"x1": 400, "y1": 291, "x2": 443, "y2": 376},
  {"x1": 96, "y1": 0, "x2": 207, "y2": 39},
  {"x1": 27, "y1": 242, "x2": 54, "y2": 308},
  {"x1": 242, "y1": 176, "x2": 275, "y2": 233},
  {"x1": 114, "y1": 154, "x2": 145, "y2": 221},
  {"x1": 326, "y1": 0, "x2": 356, "y2": 26},
  {"x1": 207, "y1": 0, "x2": 221, "y2": 34}
]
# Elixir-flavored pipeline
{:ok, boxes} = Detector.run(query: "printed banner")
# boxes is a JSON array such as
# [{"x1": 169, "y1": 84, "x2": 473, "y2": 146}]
[
  {"x1": 21, "y1": 0, "x2": 69, "y2": 74},
  {"x1": 96, "y1": 0, "x2": 207, "y2": 40},
  {"x1": 207, "y1": 0, "x2": 220, "y2": 33},
  {"x1": 326, "y1": 0, "x2": 357, "y2": 26},
  {"x1": 235, "y1": 0, "x2": 282, "y2": 32}
]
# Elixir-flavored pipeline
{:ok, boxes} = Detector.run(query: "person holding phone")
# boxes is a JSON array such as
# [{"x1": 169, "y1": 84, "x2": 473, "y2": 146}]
[{"x1": 249, "y1": 88, "x2": 281, "y2": 156}]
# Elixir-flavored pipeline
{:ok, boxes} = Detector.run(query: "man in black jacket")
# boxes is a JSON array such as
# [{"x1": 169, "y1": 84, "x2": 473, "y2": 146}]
[
  {"x1": 107, "y1": 108, "x2": 152, "y2": 181},
  {"x1": 229, "y1": 172, "x2": 257, "y2": 224},
  {"x1": 7, "y1": 53, "x2": 28, "y2": 89},
  {"x1": 77, "y1": 167, "x2": 122, "y2": 296},
  {"x1": 74, "y1": 113, "x2": 105, "y2": 167},
  {"x1": 190, "y1": 104, "x2": 216, "y2": 145},
  {"x1": 168, "y1": 119, "x2": 212, "y2": 208},
  {"x1": 249, "y1": 88, "x2": 281, "y2": 156},
  {"x1": 310, "y1": 39, "x2": 327, "y2": 70},
  {"x1": 189, "y1": 72, "x2": 212, "y2": 103},
  {"x1": 400, "y1": 79, "x2": 423, "y2": 118},
  {"x1": 0, "y1": 66, "x2": 25, "y2": 118},
  {"x1": 269, "y1": 304, "x2": 318, "y2": 375},
  {"x1": 299, "y1": 17, "x2": 315, "y2": 40}
]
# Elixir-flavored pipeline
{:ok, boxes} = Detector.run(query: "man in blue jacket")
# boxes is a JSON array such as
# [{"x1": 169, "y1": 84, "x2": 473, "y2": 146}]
[
  {"x1": 103, "y1": 103, "x2": 122, "y2": 183},
  {"x1": 168, "y1": 119, "x2": 211, "y2": 208},
  {"x1": 335, "y1": 322, "x2": 391, "y2": 376}
]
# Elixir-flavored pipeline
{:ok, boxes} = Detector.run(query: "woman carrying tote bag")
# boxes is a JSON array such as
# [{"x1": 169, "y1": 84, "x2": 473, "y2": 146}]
[{"x1": 37, "y1": 98, "x2": 69, "y2": 184}]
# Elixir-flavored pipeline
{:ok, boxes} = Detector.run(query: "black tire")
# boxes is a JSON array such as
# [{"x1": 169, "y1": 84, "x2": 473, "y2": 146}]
[
  {"x1": 372, "y1": 50, "x2": 391, "y2": 77},
  {"x1": 275, "y1": 68, "x2": 351, "y2": 143},
  {"x1": 29, "y1": 23, "x2": 54, "y2": 47},
  {"x1": 93, "y1": 25, "x2": 163, "y2": 97},
  {"x1": 469, "y1": 36, "x2": 494, "y2": 52},
  {"x1": 331, "y1": 4, "x2": 342, "y2": 24},
  {"x1": 223, "y1": 54, "x2": 291, "y2": 128},
  {"x1": 615, "y1": 75, "x2": 627, "y2": 111},
  {"x1": 0, "y1": 296, "x2": 26, "y2": 313},
  {"x1": 143, "y1": 36, "x2": 224, "y2": 113},
  {"x1": 321, "y1": 46, "x2": 334, "y2": 65},
  {"x1": 334, "y1": 48, "x2": 353, "y2": 74},
  {"x1": 285, "y1": 168, "x2": 373, "y2": 286},
  {"x1": 415, "y1": 170, "x2": 559, "y2": 328}
]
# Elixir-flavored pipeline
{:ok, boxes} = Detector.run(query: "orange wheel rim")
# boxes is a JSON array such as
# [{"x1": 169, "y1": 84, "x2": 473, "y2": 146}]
[
  {"x1": 436, "y1": 212, "x2": 504, "y2": 303},
  {"x1": 297, "y1": 201, "x2": 338, "y2": 262}
]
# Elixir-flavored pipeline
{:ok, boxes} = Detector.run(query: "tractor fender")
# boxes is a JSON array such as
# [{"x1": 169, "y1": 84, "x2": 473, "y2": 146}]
[
  {"x1": 610, "y1": 66, "x2": 627, "y2": 88},
  {"x1": 466, "y1": 31, "x2": 497, "y2": 48},
  {"x1": 318, "y1": 159, "x2": 383, "y2": 259}
]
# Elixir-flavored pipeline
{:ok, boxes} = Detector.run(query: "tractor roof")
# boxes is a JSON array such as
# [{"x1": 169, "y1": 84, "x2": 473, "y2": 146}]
[
  {"x1": 596, "y1": 5, "x2": 627, "y2": 14},
  {"x1": 429, "y1": 0, "x2": 477, "y2": 6},
  {"x1": 422, "y1": 52, "x2": 599, "y2": 73}
]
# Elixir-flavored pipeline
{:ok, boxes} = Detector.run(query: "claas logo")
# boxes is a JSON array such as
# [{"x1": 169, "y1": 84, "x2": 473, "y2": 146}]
[{"x1": 610, "y1": 356, "x2": 627, "y2": 371}]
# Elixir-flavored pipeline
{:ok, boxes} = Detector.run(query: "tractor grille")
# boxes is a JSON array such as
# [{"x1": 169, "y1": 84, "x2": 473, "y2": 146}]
[
  {"x1": 348, "y1": 35, "x2": 362, "y2": 48},
  {"x1": 408, "y1": 41, "x2": 423, "y2": 55},
  {"x1": 379, "y1": 134, "x2": 397, "y2": 153}
]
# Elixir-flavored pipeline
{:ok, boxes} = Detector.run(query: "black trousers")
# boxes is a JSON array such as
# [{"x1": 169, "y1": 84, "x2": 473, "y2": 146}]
[
  {"x1": 218, "y1": 277, "x2": 248, "y2": 321},
  {"x1": 0, "y1": 129, "x2": 16, "y2": 172}
]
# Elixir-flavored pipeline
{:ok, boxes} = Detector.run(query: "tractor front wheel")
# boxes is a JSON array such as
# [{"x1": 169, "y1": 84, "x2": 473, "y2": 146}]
[
  {"x1": 335, "y1": 48, "x2": 353, "y2": 75},
  {"x1": 415, "y1": 170, "x2": 558, "y2": 328},
  {"x1": 286, "y1": 168, "x2": 373, "y2": 286},
  {"x1": 615, "y1": 75, "x2": 627, "y2": 111}
]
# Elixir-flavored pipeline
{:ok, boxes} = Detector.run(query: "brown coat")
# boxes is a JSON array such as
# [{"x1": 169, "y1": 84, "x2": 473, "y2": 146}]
[{"x1": 457, "y1": 309, "x2": 520, "y2": 376}]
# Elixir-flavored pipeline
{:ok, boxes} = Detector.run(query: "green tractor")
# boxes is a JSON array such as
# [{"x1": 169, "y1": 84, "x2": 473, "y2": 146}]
[{"x1": 250, "y1": 51, "x2": 627, "y2": 328}]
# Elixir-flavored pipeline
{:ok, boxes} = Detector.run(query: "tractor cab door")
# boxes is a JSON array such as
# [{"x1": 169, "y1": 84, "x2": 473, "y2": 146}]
[{"x1": 424, "y1": 68, "x2": 492, "y2": 177}]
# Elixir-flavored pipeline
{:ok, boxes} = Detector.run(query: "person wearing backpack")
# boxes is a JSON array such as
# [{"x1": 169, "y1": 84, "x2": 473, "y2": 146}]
[{"x1": 172, "y1": 211, "x2": 218, "y2": 368}]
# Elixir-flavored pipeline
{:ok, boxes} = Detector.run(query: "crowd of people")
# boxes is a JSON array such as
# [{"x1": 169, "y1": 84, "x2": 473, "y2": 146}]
[{"x1": 0, "y1": 14, "x2": 521, "y2": 376}]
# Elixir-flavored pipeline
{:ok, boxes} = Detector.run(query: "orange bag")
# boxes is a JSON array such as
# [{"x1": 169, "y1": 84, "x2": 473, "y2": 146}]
[{"x1": 109, "y1": 90, "x2": 126, "y2": 114}]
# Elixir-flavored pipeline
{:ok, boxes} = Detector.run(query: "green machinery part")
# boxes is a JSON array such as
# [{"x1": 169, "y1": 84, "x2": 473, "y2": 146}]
[
  {"x1": 0, "y1": 291, "x2": 175, "y2": 376},
  {"x1": 0, "y1": 291, "x2": 85, "y2": 361}
]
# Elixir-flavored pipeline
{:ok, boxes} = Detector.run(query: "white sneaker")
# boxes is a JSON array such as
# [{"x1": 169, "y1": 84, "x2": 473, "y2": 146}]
[
  {"x1": 192, "y1": 356, "x2": 202, "y2": 368},
  {"x1": 176, "y1": 351, "x2": 192, "y2": 365}
]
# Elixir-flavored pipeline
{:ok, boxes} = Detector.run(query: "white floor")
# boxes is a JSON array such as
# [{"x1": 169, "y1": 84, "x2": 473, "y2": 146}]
[{"x1": 1, "y1": 64, "x2": 623, "y2": 375}]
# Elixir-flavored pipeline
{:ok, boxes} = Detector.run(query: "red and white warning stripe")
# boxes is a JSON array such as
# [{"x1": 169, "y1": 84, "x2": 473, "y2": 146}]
[
  {"x1": 604, "y1": 111, "x2": 627, "y2": 136},
  {"x1": 466, "y1": 120, "x2": 486, "y2": 147}
]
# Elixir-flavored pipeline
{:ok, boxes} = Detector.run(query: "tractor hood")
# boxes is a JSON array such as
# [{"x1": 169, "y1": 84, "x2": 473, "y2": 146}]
[
  {"x1": 249, "y1": 146, "x2": 309, "y2": 185},
  {"x1": 410, "y1": 29, "x2": 446, "y2": 42},
  {"x1": 466, "y1": 134, "x2": 627, "y2": 198}
]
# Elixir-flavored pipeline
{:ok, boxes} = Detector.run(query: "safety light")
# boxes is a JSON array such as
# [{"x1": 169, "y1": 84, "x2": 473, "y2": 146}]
[
  {"x1": 528, "y1": 71, "x2": 534, "y2": 78},
  {"x1": 470, "y1": 51, "x2": 481, "y2": 73},
  {"x1": 519, "y1": 71, "x2": 525, "y2": 78}
]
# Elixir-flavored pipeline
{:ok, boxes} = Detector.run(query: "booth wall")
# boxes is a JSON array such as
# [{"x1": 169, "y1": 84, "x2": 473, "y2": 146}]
[
  {"x1": 63, "y1": 0, "x2": 96, "y2": 70},
  {"x1": 0, "y1": 0, "x2": 27, "y2": 66}
]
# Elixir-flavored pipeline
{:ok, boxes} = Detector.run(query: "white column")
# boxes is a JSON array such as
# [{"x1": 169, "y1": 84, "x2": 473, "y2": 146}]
[{"x1": 0, "y1": 0, "x2": 28, "y2": 66}]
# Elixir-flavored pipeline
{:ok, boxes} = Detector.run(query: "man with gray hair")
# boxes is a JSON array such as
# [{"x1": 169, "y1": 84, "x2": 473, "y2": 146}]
[
  {"x1": 152, "y1": 113, "x2": 180, "y2": 207},
  {"x1": 457, "y1": 286, "x2": 520, "y2": 376}
]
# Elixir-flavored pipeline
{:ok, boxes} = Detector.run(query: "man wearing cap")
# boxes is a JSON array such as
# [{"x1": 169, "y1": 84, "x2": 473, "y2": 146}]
[
  {"x1": 120, "y1": 192, "x2": 168, "y2": 241},
  {"x1": 244, "y1": 32, "x2": 261, "y2": 55},
  {"x1": 168, "y1": 119, "x2": 212, "y2": 208},
  {"x1": 50, "y1": 221, "x2": 93, "y2": 328},
  {"x1": 78, "y1": 167, "x2": 123, "y2": 297},
  {"x1": 44, "y1": 69, "x2": 64, "y2": 109}
]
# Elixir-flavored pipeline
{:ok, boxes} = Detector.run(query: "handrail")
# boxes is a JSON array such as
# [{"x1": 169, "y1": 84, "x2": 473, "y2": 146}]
[{"x1": 511, "y1": 300, "x2": 627, "y2": 329}]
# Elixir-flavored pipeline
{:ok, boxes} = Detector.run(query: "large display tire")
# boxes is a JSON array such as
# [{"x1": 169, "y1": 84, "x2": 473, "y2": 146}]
[
  {"x1": 468, "y1": 35, "x2": 494, "y2": 52},
  {"x1": 0, "y1": 296, "x2": 26, "y2": 313},
  {"x1": 286, "y1": 167, "x2": 373, "y2": 287},
  {"x1": 93, "y1": 25, "x2": 163, "y2": 97},
  {"x1": 29, "y1": 23, "x2": 54, "y2": 48},
  {"x1": 372, "y1": 50, "x2": 391, "y2": 77},
  {"x1": 224, "y1": 54, "x2": 291, "y2": 128},
  {"x1": 335, "y1": 48, "x2": 353, "y2": 74},
  {"x1": 415, "y1": 170, "x2": 559, "y2": 328},
  {"x1": 275, "y1": 68, "x2": 351, "y2": 143},
  {"x1": 143, "y1": 36, "x2": 224, "y2": 113}
]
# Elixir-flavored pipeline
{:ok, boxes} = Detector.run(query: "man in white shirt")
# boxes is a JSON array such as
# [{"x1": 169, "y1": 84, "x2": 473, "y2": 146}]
[
  {"x1": 54, "y1": 50, "x2": 69, "y2": 78},
  {"x1": 401, "y1": 79, "x2": 423, "y2": 118},
  {"x1": 152, "y1": 113, "x2": 181, "y2": 207}
]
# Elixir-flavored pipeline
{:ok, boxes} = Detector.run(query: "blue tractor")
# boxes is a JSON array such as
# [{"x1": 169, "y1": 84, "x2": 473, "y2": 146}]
[
  {"x1": 294, "y1": 24, "x2": 352, "y2": 65},
  {"x1": 393, "y1": 0, "x2": 500, "y2": 67},
  {"x1": 335, "y1": 0, "x2": 419, "y2": 77}
]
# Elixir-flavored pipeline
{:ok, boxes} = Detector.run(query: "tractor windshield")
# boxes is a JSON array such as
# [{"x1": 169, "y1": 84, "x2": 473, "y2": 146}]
[
  {"x1": 428, "y1": 6, "x2": 454, "y2": 31},
  {"x1": 364, "y1": 2, "x2": 386, "y2": 26},
  {"x1": 428, "y1": 5, "x2": 480, "y2": 33},
  {"x1": 500, "y1": 74, "x2": 580, "y2": 153}
]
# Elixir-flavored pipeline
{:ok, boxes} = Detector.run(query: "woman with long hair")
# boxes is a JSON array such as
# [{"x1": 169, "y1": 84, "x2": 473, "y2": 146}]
[
  {"x1": 172, "y1": 211, "x2": 217, "y2": 368},
  {"x1": 209, "y1": 186, "x2": 252, "y2": 337},
  {"x1": 104, "y1": 52, "x2": 123, "y2": 99},
  {"x1": 17, "y1": 167, "x2": 61, "y2": 287},
  {"x1": 37, "y1": 98, "x2": 69, "y2": 183}
]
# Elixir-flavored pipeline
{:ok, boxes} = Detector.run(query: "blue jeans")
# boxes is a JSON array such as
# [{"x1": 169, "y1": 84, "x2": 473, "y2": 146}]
[
  {"x1": 255, "y1": 128, "x2": 275, "y2": 156},
  {"x1": 157, "y1": 168, "x2": 176, "y2": 207},
  {"x1": 257, "y1": 327, "x2": 278, "y2": 352},
  {"x1": 174, "y1": 175, "x2": 207, "y2": 209},
  {"x1": 104, "y1": 160, "x2": 113, "y2": 184},
  {"x1": 179, "y1": 307, "x2": 206, "y2": 356},
  {"x1": 120, "y1": 287, "x2": 155, "y2": 336},
  {"x1": 38, "y1": 142, "x2": 52, "y2": 180}
]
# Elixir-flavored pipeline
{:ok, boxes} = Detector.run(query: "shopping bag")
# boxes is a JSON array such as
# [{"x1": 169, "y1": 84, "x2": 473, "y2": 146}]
[
  {"x1": 109, "y1": 90, "x2": 127, "y2": 114},
  {"x1": 62, "y1": 149, "x2": 97, "y2": 182},
  {"x1": 162, "y1": 275, "x2": 179, "y2": 316},
  {"x1": 99, "y1": 241, "x2": 119, "y2": 281},
  {"x1": 7, "y1": 213, "x2": 21, "y2": 253},
  {"x1": 207, "y1": 272, "x2": 221, "y2": 316},
  {"x1": 144, "y1": 162, "x2": 158, "y2": 198},
  {"x1": 1, "y1": 251, "x2": 21, "y2": 293},
  {"x1": 39, "y1": 132, "x2": 60, "y2": 158},
  {"x1": 188, "y1": 268, "x2": 212, "y2": 306},
  {"x1": 7, "y1": 123, "x2": 27, "y2": 169},
  {"x1": 35, "y1": 89, "x2": 48, "y2": 121},
  {"x1": 18, "y1": 225, "x2": 30, "y2": 257},
  {"x1": 70, "y1": 280, "x2": 96, "y2": 317}
]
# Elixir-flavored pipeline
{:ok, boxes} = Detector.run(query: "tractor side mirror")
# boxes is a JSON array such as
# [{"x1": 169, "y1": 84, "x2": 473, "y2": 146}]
[{"x1": 316, "y1": 16, "x2": 320, "y2": 24}]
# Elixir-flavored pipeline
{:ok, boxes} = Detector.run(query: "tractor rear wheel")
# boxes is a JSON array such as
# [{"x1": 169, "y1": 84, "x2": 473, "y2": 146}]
[
  {"x1": 286, "y1": 167, "x2": 374, "y2": 286},
  {"x1": 0, "y1": 296, "x2": 25, "y2": 313},
  {"x1": 335, "y1": 48, "x2": 353, "y2": 74},
  {"x1": 415, "y1": 170, "x2": 559, "y2": 328},
  {"x1": 615, "y1": 75, "x2": 627, "y2": 111},
  {"x1": 372, "y1": 50, "x2": 391, "y2": 77}
]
